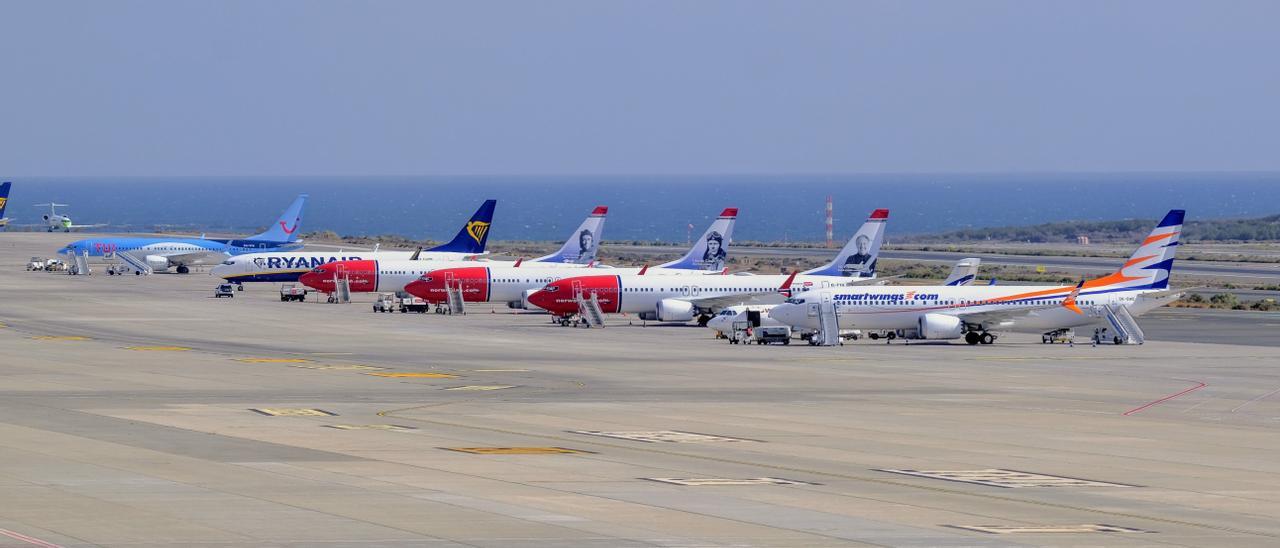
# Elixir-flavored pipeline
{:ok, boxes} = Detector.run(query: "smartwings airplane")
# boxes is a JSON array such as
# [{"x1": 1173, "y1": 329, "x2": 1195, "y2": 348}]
[
  {"x1": 767, "y1": 210, "x2": 1187, "y2": 345},
  {"x1": 400, "y1": 207, "x2": 740, "y2": 309},
  {"x1": 300, "y1": 205, "x2": 617, "y2": 294},
  {"x1": 527, "y1": 208, "x2": 891, "y2": 325},
  {"x1": 211, "y1": 200, "x2": 497, "y2": 283},
  {"x1": 61, "y1": 195, "x2": 308, "y2": 274}
]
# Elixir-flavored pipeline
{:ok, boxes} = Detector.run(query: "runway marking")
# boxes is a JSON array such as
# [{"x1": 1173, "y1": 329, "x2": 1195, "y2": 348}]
[
  {"x1": 30, "y1": 335, "x2": 89, "y2": 341},
  {"x1": 877, "y1": 469, "x2": 1136, "y2": 488},
  {"x1": 0, "y1": 528, "x2": 65, "y2": 548},
  {"x1": 445, "y1": 446, "x2": 590, "y2": 455},
  {"x1": 125, "y1": 345, "x2": 191, "y2": 351},
  {"x1": 472, "y1": 369, "x2": 530, "y2": 372},
  {"x1": 644, "y1": 477, "x2": 815, "y2": 486},
  {"x1": 235, "y1": 358, "x2": 311, "y2": 363},
  {"x1": 570, "y1": 430, "x2": 757, "y2": 443},
  {"x1": 948, "y1": 524, "x2": 1152, "y2": 534},
  {"x1": 367, "y1": 372, "x2": 458, "y2": 379},
  {"x1": 1230, "y1": 385, "x2": 1280, "y2": 413},
  {"x1": 380, "y1": 406, "x2": 1276, "y2": 538},
  {"x1": 444, "y1": 385, "x2": 515, "y2": 391},
  {"x1": 324, "y1": 424, "x2": 417, "y2": 431},
  {"x1": 290, "y1": 363, "x2": 385, "y2": 371},
  {"x1": 250, "y1": 408, "x2": 336, "y2": 417},
  {"x1": 1124, "y1": 380, "x2": 1207, "y2": 416}
]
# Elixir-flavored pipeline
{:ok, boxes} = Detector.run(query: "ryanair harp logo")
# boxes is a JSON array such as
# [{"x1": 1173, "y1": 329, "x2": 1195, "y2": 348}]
[
  {"x1": 0, "y1": 197, "x2": 7, "y2": 209},
  {"x1": 466, "y1": 221, "x2": 490, "y2": 244}
]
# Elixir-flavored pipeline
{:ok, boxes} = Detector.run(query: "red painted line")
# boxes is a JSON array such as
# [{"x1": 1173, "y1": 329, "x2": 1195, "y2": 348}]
[
  {"x1": 0, "y1": 529, "x2": 64, "y2": 548},
  {"x1": 1124, "y1": 381, "x2": 1207, "y2": 416}
]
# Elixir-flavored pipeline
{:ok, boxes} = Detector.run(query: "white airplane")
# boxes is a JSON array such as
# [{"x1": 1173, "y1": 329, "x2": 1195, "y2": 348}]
[
  {"x1": 211, "y1": 200, "x2": 497, "y2": 283},
  {"x1": 528, "y1": 208, "x2": 891, "y2": 325},
  {"x1": 706, "y1": 257, "x2": 984, "y2": 336},
  {"x1": 401, "y1": 207, "x2": 744, "y2": 308},
  {"x1": 36, "y1": 202, "x2": 106, "y2": 232},
  {"x1": 299, "y1": 205, "x2": 620, "y2": 294},
  {"x1": 767, "y1": 210, "x2": 1187, "y2": 345}
]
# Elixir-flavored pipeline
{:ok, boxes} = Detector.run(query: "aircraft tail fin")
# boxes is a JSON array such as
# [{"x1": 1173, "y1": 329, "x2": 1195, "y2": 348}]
[
  {"x1": 657, "y1": 208, "x2": 738, "y2": 271},
  {"x1": 0, "y1": 181, "x2": 10, "y2": 221},
  {"x1": 802, "y1": 208, "x2": 888, "y2": 278},
  {"x1": 1088, "y1": 209, "x2": 1184, "y2": 291},
  {"x1": 429, "y1": 200, "x2": 497, "y2": 253},
  {"x1": 943, "y1": 258, "x2": 981, "y2": 286},
  {"x1": 249, "y1": 194, "x2": 308, "y2": 242},
  {"x1": 534, "y1": 206, "x2": 607, "y2": 264}
]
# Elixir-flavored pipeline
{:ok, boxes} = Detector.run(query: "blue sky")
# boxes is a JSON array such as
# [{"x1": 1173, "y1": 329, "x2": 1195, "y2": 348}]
[{"x1": 2, "y1": 1, "x2": 1277, "y2": 177}]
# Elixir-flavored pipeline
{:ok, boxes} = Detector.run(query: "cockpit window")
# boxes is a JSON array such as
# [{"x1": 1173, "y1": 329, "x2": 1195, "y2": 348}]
[
  {"x1": 221, "y1": 260, "x2": 234, "y2": 265},
  {"x1": 784, "y1": 298, "x2": 804, "y2": 304}
]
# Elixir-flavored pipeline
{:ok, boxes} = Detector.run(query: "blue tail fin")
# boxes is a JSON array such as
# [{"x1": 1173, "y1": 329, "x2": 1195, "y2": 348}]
[
  {"x1": 535, "y1": 206, "x2": 607, "y2": 263},
  {"x1": 430, "y1": 200, "x2": 497, "y2": 253},
  {"x1": 248, "y1": 194, "x2": 308, "y2": 242},
  {"x1": 0, "y1": 181, "x2": 11, "y2": 221},
  {"x1": 658, "y1": 208, "x2": 738, "y2": 271},
  {"x1": 802, "y1": 208, "x2": 888, "y2": 278}
]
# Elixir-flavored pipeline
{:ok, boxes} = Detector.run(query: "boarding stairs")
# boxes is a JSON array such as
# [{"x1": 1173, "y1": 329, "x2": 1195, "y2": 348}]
[
  {"x1": 814, "y1": 299, "x2": 842, "y2": 346},
  {"x1": 1102, "y1": 304, "x2": 1145, "y2": 345},
  {"x1": 575, "y1": 291, "x2": 606, "y2": 328},
  {"x1": 445, "y1": 281, "x2": 466, "y2": 315},
  {"x1": 331, "y1": 273, "x2": 351, "y2": 304},
  {"x1": 114, "y1": 251, "x2": 153, "y2": 275},
  {"x1": 70, "y1": 250, "x2": 92, "y2": 275}
]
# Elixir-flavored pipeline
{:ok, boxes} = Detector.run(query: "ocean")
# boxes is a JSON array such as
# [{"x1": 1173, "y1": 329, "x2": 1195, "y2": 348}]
[{"x1": 6, "y1": 173, "x2": 1278, "y2": 242}]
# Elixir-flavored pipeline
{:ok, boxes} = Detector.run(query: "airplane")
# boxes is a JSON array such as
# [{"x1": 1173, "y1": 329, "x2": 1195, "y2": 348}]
[
  {"x1": 0, "y1": 182, "x2": 10, "y2": 227},
  {"x1": 210, "y1": 200, "x2": 498, "y2": 283},
  {"x1": 36, "y1": 202, "x2": 107, "y2": 232},
  {"x1": 299, "y1": 204, "x2": 615, "y2": 294},
  {"x1": 60, "y1": 194, "x2": 308, "y2": 274},
  {"x1": 766, "y1": 210, "x2": 1186, "y2": 345},
  {"x1": 706, "y1": 257, "x2": 984, "y2": 337},
  {"x1": 401, "y1": 207, "x2": 742, "y2": 308},
  {"x1": 527, "y1": 208, "x2": 890, "y2": 326}
]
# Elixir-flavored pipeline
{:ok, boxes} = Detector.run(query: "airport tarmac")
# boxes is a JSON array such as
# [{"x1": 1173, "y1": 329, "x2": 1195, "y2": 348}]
[{"x1": 2, "y1": 234, "x2": 1280, "y2": 547}]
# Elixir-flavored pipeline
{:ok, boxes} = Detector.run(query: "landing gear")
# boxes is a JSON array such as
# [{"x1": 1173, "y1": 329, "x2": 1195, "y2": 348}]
[
  {"x1": 697, "y1": 314, "x2": 711, "y2": 327},
  {"x1": 176, "y1": 265, "x2": 190, "y2": 274},
  {"x1": 980, "y1": 332, "x2": 995, "y2": 345},
  {"x1": 965, "y1": 332, "x2": 980, "y2": 345}
]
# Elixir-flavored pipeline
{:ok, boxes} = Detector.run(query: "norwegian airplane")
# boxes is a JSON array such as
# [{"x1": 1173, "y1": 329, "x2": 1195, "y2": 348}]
[
  {"x1": 527, "y1": 208, "x2": 890, "y2": 325},
  {"x1": 299, "y1": 205, "x2": 612, "y2": 294},
  {"x1": 210, "y1": 200, "x2": 496, "y2": 283},
  {"x1": 402, "y1": 207, "x2": 743, "y2": 308},
  {"x1": 705, "y1": 257, "x2": 984, "y2": 337},
  {"x1": 767, "y1": 210, "x2": 1187, "y2": 345}
]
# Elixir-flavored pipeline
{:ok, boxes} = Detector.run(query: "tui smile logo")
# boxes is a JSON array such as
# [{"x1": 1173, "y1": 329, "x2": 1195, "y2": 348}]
[
  {"x1": 279, "y1": 217, "x2": 300, "y2": 235},
  {"x1": 466, "y1": 221, "x2": 490, "y2": 243}
]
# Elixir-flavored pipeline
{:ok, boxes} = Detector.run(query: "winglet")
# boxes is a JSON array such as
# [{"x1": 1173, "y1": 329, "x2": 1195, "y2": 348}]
[
  {"x1": 637, "y1": 264, "x2": 649, "y2": 276},
  {"x1": 513, "y1": 257, "x2": 523, "y2": 267},
  {"x1": 721, "y1": 267, "x2": 729, "y2": 275},
  {"x1": 409, "y1": 246, "x2": 423, "y2": 261},
  {"x1": 1062, "y1": 280, "x2": 1085, "y2": 315}
]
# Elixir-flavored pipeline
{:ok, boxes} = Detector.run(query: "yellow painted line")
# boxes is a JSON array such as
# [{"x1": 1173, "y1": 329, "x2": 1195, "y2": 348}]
[
  {"x1": 125, "y1": 346, "x2": 191, "y2": 352},
  {"x1": 250, "y1": 408, "x2": 336, "y2": 417},
  {"x1": 445, "y1": 447, "x2": 589, "y2": 455},
  {"x1": 444, "y1": 385, "x2": 515, "y2": 391},
  {"x1": 291, "y1": 364, "x2": 386, "y2": 371},
  {"x1": 366, "y1": 372, "x2": 458, "y2": 379},
  {"x1": 235, "y1": 358, "x2": 312, "y2": 363},
  {"x1": 31, "y1": 335, "x2": 90, "y2": 341}
]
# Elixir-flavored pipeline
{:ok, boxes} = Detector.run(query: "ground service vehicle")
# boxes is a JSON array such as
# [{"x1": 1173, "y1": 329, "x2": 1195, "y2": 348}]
[
  {"x1": 279, "y1": 284, "x2": 308, "y2": 302},
  {"x1": 373, "y1": 293, "x2": 396, "y2": 313},
  {"x1": 214, "y1": 284, "x2": 235, "y2": 298}
]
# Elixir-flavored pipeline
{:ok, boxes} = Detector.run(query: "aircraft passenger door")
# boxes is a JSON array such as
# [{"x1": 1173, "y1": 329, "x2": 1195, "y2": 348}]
[
  {"x1": 571, "y1": 280, "x2": 584, "y2": 299},
  {"x1": 334, "y1": 263, "x2": 347, "y2": 279}
]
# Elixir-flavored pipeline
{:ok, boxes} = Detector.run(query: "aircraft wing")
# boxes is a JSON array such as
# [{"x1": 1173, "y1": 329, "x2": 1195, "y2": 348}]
[
  {"x1": 68, "y1": 223, "x2": 108, "y2": 229},
  {"x1": 687, "y1": 292, "x2": 786, "y2": 311},
  {"x1": 144, "y1": 250, "x2": 230, "y2": 266}
]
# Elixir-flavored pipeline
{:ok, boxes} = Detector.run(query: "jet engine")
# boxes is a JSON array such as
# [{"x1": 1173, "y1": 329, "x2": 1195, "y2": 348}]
[
  {"x1": 145, "y1": 255, "x2": 171, "y2": 272},
  {"x1": 511, "y1": 288, "x2": 541, "y2": 310},
  {"x1": 917, "y1": 313, "x2": 963, "y2": 340},
  {"x1": 655, "y1": 298, "x2": 696, "y2": 322}
]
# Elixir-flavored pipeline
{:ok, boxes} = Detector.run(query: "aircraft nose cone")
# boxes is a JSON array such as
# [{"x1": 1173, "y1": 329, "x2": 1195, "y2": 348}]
[
  {"x1": 767, "y1": 304, "x2": 798, "y2": 325},
  {"x1": 298, "y1": 271, "x2": 325, "y2": 290},
  {"x1": 403, "y1": 278, "x2": 432, "y2": 300},
  {"x1": 526, "y1": 285, "x2": 557, "y2": 311}
]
